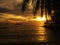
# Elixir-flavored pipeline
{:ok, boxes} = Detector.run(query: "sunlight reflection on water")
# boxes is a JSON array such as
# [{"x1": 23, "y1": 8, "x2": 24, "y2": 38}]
[
  {"x1": 35, "y1": 27, "x2": 48, "y2": 42},
  {"x1": 0, "y1": 13, "x2": 55, "y2": 43}
]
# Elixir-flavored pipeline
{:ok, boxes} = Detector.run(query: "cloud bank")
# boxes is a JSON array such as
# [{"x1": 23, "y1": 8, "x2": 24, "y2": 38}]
[{"x1": 0, "y1": 0, "x2": 23, "y2": 10}]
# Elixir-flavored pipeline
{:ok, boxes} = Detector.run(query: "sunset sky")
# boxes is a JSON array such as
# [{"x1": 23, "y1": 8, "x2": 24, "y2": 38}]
[{"x1": 0, "y1": 0, "x2": 23, "y2": 9}]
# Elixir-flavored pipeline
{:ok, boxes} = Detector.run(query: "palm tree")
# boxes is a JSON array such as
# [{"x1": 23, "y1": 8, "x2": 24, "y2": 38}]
[
  {"x1": 21, "y1": 0, "x2": 54, "y2": 20},
  {"x1": 46, "y1": 0, "x2": 54, "y2": 21},
  {"x1": 21, "y1": 0, "x2": 30, "y2": 13},
  {"x1": 32, "y1": 0, "x2": 41, "y2": 18},
  {"x1": 33, "y1": 0, "x2": 46, "y2": 17},
  {"x1": 33, "y1": 0, "x2": 54, "y2": 22}
]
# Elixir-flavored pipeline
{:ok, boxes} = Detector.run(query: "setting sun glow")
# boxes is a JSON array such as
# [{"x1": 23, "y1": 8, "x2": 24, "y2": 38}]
[{"x1": 36, "y1": 15, "x2": 46, "y2": 21}]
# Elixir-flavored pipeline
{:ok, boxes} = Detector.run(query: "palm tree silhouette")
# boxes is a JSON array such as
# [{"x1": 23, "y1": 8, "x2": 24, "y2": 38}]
[
  {"x1": 33, "y1": 0, "x2": 40, "y2": 18},
  {"x1": 33, "y1": 0, "x2": 46, "y2": 18},
  {"x1": 21, "y1": 0, "x2": 30, "y2": 13},
  {"x1": 33, "y1": 0, "x2": 54, "y2": 19},
  {"x1": 21, "y1": 0, "x2": 54, "y2": 19}
]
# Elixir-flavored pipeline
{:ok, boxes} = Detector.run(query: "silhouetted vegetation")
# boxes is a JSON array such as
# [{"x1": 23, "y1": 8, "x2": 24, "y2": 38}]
[
  {"x1": 21, "y1": 0, "x2": 55, "y2": 18},
  {"x1": 53, "y1": 0, "x2": 60, "y2": 25},
  {"x1": 21, "y1": 0, "x2": 30, "y2": 13}
]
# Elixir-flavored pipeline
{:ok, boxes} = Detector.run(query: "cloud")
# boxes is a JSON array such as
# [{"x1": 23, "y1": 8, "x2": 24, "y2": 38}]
[
  {"x1": 0, "y1": 0, "x2": 32, "y2": 14},
  {"x1": 0, "y1": 0, "x2": 23, "y2": 10}
]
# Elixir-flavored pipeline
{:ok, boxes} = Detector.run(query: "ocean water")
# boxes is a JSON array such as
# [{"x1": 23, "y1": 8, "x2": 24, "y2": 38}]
[{"x1": 0, "y1": 21, "x2": 58, "y2": 44}]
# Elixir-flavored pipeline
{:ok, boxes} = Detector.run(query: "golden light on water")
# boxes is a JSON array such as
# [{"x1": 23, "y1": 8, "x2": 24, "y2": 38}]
[{"x1": 36, "y1": 27, "x2": 48, "y2": 42}]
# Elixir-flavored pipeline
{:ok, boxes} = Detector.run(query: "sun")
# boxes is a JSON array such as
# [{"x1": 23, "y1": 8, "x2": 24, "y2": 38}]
[
  {"x1": 36, "y1": 17, "x2": 46, "y2": 21},
  {"x1": 36, "y1": 15, "x2": 46, "y2": 21}
]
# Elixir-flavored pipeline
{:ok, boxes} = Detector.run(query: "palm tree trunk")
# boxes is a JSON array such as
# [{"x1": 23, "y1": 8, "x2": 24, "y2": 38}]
[{"x1": 21, "y1": 0, "x2": 30, "y2": 13}]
